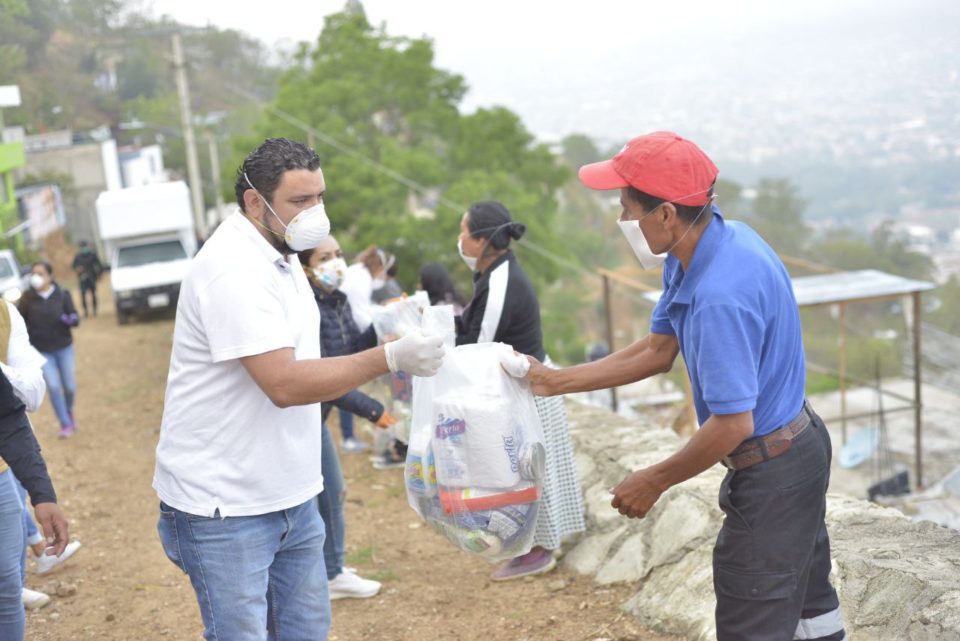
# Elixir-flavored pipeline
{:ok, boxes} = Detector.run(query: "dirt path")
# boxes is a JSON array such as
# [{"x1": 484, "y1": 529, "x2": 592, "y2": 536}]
[{"x1": 23, "y1": 291, "x2": 677, "y2": 641}]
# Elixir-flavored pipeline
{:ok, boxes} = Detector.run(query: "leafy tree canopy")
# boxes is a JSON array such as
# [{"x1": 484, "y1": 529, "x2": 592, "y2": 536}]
[{"x1": 241, "y1": 11, "x2": 570, "y2": 292}]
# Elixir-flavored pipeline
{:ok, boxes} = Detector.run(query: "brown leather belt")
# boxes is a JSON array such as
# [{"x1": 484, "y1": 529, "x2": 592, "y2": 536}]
[{"x1": 721, "y1": 404, "x2": 812, "y2": 471}]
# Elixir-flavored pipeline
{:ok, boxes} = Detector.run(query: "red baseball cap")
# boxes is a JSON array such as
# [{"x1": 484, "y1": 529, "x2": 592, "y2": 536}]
[{"x1": 579, "y1": 131, "x2": 718, "y2": 206}]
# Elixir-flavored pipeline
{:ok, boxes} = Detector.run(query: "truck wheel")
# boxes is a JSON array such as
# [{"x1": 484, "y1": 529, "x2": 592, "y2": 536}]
[{"x1": 116, "y1": 307, "x2": 130, "y2": 325}]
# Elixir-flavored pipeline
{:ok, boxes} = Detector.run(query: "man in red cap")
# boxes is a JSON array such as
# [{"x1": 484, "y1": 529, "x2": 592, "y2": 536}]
[{"x1": 525, "y1": 132, "x2": 846, "y2": 640}]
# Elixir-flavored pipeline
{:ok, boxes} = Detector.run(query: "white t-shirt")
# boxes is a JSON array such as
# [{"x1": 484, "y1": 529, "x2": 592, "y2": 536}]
[
  {"x1": 0, "y1": 300, "x2": 47, "y2": 412},
  {"x1": 153, "y1": 211, "x2": 325, "y2": 517}
]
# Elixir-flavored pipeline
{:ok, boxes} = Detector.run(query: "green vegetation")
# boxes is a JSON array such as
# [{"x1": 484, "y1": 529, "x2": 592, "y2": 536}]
[
  {"x1": 345, "y1": 545, "x2": 376, "y2": 565},
  {"x1": 2, "y1": 0, "x2": 956, "y2": 372}
]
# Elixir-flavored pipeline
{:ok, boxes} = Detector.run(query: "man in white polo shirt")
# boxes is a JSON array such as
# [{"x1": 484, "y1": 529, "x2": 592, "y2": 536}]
[{"x1": 154, "y1": 138, "x2": 444, "y2": 641}]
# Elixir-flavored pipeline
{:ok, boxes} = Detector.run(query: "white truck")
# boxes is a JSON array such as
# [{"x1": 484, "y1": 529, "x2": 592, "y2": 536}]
[
  {"x1": 0, "y1": 250, "x2": 28, "y2": 304},
  {"x1": 95, "y1": 181, "x2": 197, "y2": 325}
]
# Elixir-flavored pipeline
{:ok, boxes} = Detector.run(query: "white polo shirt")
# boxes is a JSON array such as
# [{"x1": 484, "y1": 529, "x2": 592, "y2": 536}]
[{"x1": 153, "y1": 211, "x2": 324, "y2": 517}]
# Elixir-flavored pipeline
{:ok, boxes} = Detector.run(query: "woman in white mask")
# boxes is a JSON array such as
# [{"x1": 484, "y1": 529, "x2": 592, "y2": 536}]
[
  {"x1": 455, "y1": 200, "x2": 586, "y2": 581},
  {"x1": 297, "y1": 235, "x2": 397, "y2": 601},
  {"x1": 18, "y1": 262, "x2": 80, "y2": 439}
]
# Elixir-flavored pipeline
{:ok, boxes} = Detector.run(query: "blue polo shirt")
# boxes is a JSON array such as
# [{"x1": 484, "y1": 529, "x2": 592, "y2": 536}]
[{"x1": 650, "y1": 208, "x2": 805, "y2": 437}]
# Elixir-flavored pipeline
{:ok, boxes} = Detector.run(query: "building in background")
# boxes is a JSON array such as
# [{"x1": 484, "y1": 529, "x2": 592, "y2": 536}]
[{"x1": 13, "y1": 130, "x2": 168, "y2": 254}]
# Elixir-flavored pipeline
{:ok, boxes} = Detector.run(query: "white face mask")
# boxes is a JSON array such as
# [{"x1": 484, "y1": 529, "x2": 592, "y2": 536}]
[
  {"x1": 312, "y1": 257, "x2": 347, "y2": 291},
  {"x1": 618, "y1": 201, "x2": 712, "y2": 270},
  {"x1": 29, "y1": 274, "x2": 46, "y2": 290},
  {"x1": 245, "y1": 172, "x2": 331, "y2": 251},
  {"x1": 617, "y1": 218, "x2": 667, "y2": 270},
  {"x1": 458, "y1": 238, "x2": 478, "y2": 271}
]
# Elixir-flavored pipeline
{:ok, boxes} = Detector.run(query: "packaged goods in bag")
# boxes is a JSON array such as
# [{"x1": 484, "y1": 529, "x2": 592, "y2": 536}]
[
  {"x1": 405, "y1": 342, "x2": 545, "y2": 562},
  {"x1": 438, "y1": 485, "x2": 539, "y2": 514},
  {"x1": 431, "y1": 394, "x2": 542, "y2": 488}
]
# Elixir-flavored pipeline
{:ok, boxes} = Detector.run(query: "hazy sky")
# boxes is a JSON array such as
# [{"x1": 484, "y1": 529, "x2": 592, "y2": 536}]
[
  {"x1": 146, "y1": 0, "x2": 875, "y2": 48},
  {"x1": 142, "y1": 0, "x2": 958, "y2": 148}
]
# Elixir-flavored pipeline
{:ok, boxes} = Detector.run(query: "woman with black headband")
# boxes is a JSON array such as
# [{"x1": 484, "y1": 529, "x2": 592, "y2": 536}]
[{"x1": 455, "y1": 200, "x2": 585, "y2": 580}]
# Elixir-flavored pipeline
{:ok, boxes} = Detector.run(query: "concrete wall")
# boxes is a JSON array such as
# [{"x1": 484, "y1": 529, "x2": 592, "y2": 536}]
[{"x1": 561, "y1": 400, "x2": 960, "y2": 641}]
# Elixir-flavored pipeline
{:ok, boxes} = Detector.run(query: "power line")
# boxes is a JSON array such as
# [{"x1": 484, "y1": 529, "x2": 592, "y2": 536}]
[{"x1": 223, "y1": 86, "x2": 597, "y2": 279}]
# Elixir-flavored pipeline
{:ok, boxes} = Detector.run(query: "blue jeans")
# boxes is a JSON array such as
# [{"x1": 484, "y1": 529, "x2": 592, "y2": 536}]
[
  {"x1": 337, "y1": 409, "x2": 355, "y2": 441},
  {"x1": 41, "y1": 345, "x2": 76, "y2": 428},
  {"x1": 0, "y1": 471, "x2": 26, "y2": 641},
  {"x1": 317, "y1": 424, "x2": 345, "y2": 579},
  {"x1": 14, "y1": 481, "x2": 39, "y2": 584},
  {"x1": 157, "y1": 497, "x2": 330, "y2": 641}
]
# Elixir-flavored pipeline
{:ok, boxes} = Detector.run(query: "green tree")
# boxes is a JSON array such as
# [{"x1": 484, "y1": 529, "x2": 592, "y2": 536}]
[
  {"x1": 713, "y1": 178, "x2": 744, "y2": 218},
  {"x1": 868, "y1": 220, "x2": 936, "y2": 280},
  {"x1": 814, "y1": 222, "x2": 934, "y2": 280},
  {"x1": 560, "y1": 133, "x2": 602, "y2": 169},
  {"x1": 928, "y1": 275, "x2": 960, "y2": 335},
  {"x1": 236, "y1": 10, "x2": 574, "y2": 356},
  {"x1": 745, "y1": 178, "x2": 811, "y2": 255},
  {"x1": 246, "y1": 11, "x2": 569, "y2": 289}
]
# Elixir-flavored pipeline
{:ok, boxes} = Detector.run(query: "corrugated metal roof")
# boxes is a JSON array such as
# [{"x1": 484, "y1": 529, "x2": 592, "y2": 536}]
[
  {"x1": 642, "y1": 269, "x2": 936, "y2": 306},
  {"x1": 792, "y1": 269, "x2": 935, "y2": 306}
]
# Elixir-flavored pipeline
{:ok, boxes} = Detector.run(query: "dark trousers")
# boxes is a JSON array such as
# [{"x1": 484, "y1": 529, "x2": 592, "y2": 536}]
[
  {"x1": 714, "y1": 404, "x2": 845, "y2": 641},
  {"x1": 79, "y1": 278, "x2": 97, "y2": 316}
]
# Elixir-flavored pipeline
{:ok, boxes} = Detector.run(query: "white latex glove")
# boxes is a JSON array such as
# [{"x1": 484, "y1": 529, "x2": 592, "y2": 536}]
[
  {"x1": 384, "y1": 332, "x2": 445, "y2": 377},
  {"x1": 496, "y1": 344, "x2": 531, "y2": 378}
]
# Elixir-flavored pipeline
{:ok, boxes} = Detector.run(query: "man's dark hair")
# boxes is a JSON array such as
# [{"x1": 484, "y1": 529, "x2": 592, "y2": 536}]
[
  {"x1": 235, "y1": 138, "x2": 321, "y2": 211},
  {"x1": 625, "y1": 184, "x2": 715, "y2": 224},
  {"x1": 466, "y1": 200, "x2": 526, "y2": 250}
]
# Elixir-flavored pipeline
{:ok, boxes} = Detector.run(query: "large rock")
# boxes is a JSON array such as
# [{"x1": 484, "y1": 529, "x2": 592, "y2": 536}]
[{"x1": 562, "y1": 398, "x2": 960, "y2": 640}]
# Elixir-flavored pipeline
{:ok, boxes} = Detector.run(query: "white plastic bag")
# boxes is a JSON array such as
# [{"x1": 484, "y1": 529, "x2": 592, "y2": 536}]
[
  {"x1": 404, "y1": 342, "x2": 545, "y2": 561},
  {"x1": 370, "y1": 291, "x2": 430, "y2": 340},
  {"x1": 377, "y1": 303, "x2": 455, "y2": 445}
]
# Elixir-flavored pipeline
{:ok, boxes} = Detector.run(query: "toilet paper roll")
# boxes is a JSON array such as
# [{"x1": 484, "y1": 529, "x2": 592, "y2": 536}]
[{"x1": 432, "y1": 395, "x2": 522, "y2": 488}]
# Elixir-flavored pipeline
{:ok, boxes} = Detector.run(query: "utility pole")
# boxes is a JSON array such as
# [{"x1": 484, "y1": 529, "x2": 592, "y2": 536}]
[
  {"x1": 206, "y1": 131, "x2": 225, "y2": 224},
  {"x1": 172, "y1": 32, "x2": 205, "y2": 235}
]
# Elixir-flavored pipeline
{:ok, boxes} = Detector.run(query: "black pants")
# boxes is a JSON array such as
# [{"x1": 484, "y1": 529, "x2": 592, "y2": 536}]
[
  {"x1": 714, "y1": 404, "x2": 845, "y2": 641},
  {"x1": 79, "y1": 278, "x2": 97, "y2": 316}
]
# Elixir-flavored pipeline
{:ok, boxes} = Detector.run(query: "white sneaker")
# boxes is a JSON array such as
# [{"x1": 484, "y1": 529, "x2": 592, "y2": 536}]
[
  {"x1": 35, "y1": 540, "x2": 82, "y2": 575},
  {"x1": 341, "y1": 438, "x2": 370, "y2": 453},
  {"x1": 328, "y1": 570, "x2": 381, "y2": 600},
  {"x1": 22, "y1": 588, "x2": 51, "y2": 610}
]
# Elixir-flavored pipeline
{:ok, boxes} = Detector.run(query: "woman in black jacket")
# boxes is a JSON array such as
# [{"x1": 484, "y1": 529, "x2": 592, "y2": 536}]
[
  {"x1": 456, "y1": 200, "x2": 586, "y2": 581},
  {"x1": 0, "y1": 368, "x2": 69, "y2": 638},
  {"x1": 18, "y1": 262, "x2": 80, "y2": 438},
  {"x1": 298, "y1": 235, "x2": 396, "y2": 601}
]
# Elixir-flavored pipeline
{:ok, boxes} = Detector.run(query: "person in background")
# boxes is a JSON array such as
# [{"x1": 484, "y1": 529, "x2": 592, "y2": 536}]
[
  {"x1": 338, "y1": 245, "x2": 393, "y2": 453},
  {"x1": 340, "y1": 245, "x2": 389, "y2": 332},
  {"x1": 18, "y1": 263, "x2": 80, "y2": 439},
  {"x1": 0, "y1": 367, "x2": 70, "y2": 641},
  {"x1": 71, "y1": 241, "x2": 102, "y2": 318},
  {"x1": 0, "y1": 299, "x2": 80, "y2": 610},
  {"x1": 418, "y1": 262, "x2": 466, "y2": 313},
  {"x1": 298, "y1": 236, "x2": 397, "y2": 600},
  {"x1": 371, "y1": 254, "x2": 402, "y2": 303},
  {"x1": 526, "y1": 131, "x2": 845, "y2": 641},
  {"x1": 456, "y1": 200, "x2": 586, "y2": 581}
]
